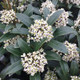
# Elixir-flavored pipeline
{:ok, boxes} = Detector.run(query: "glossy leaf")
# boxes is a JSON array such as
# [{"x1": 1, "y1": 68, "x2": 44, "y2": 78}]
[
  {"x1": 54, "y1": 27, "x2": 77, "y2": 37},
  {"x1": 47, "y1": 9, "x2": 63, "y2": 25},
  {"x1": 46, "y1": 51, "x2": 61, "y2": 61},
  {"x1": 11, "y1": 28, "x2": 28, "y2": 35},
  {"x1": 6, "y1": 45, "x2": 22, "y2": 57},
  {"x1": 77, "y1": 34, "x2": 80, "y2": 48},
  {"x1": 0, "y1": 23, "x2": 6, "y2": 29},
  {"x1": 59, "y1": 61, "x2": 70, "y2": 80},
  {"x1": 9, "y1": 78, "x2": 20, "y2": 80},
  {"x1": 47, "y1": 39, "x2": 68, "y2": 54},
  {"x1": 5, "y1": 25, "x2": 15, "y2": 32},
  {"x1": 0, "y1": 60, "x2": 23, "y2": 79},
  {"x1": 52, "y1": 0, "x2": 58, "y2": 5},
  {"x1": 10, "y1": 55, "x2": 20, "y2": 64},
  {"x1": 16, "y1": 13, "x2": 32, "y2": 27},
  {"x1": 70, "y1": 60, "x2": 79, "y2": 75},
  {"x1": 56, "y1": 67, "x2": 65, "y2": 80},
  {"x1": 24, "y1": 4, "x2": 33, "y2": 16},
  {"x1": 33, "y1": 7, "x2": 40, "y2": 15},
  {"x1": 16, "y1": 23, "x2": 23, "y2": 29},
  {"x1": 18, "y1": 38, "x2": 32, "y2": 53},
  {"x1": 43, "y1": 7, "x2": 50, "y2": 19},
  {"x1": 0, "y1": 33, "x2": 15, "y2": 42},
  {"x1": 30, "y1": 73, "x2": 41, "y2": 80},
  {"x1": 33, "y1": 38, "x2": 46, "y2": 51},
  {"x1": 60, "y1": 61, "x2": 69, "y2": 75},
  {"x1": 31, "y1": 15, "x2": 42, "y2": 20},
  {"x1": 0, "y1": 46, "x2": 6, "y2": 57}
]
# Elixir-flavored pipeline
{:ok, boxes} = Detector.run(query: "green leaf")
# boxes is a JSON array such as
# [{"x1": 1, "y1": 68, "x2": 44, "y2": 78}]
[
  {"x1": 10, "y1": 55, "x2": 20, "y2": 64},
  {"x1": 34, "y1": 38, "x2": 46, "y2": 51},
  {"x1": 47, "y1": 39, "x2": 68, "y2": 54},
  {"x1": 78, "y1": 10, "x2": 80, "y2": 15},
  {"x1": 30, "y1": 73, "x2": 41, "y2": 80},
  {"x1": 56, "y1": 66, "x2": 70, "y2": 80},
  {"x1": 0, "y1": 60, "x2": 23, "y2": 79},
  {"x1": 14, "y1": 40, "x2": 19, "y2": 48},
  {"x1": 46, "y1": 51, "x2": 61, "y2": 61},
  {"x1": 52, "y1": 0, "x2": 58, "y2": 6},
  {"x1": 11, "y1": 28, "x2": 28, "y2": 35},
  {"x1": 68, "y1": 19, "x2": 74, "y2": 26},
  {"x1": 31, "y1": 15, "x2": 42, "y2": 20},
  {"x1": 33, "y1": 7, "x2": 40, "y2": 15},
  {"x1": 56, "y1": 67, "x2": 65, "y2": 80},
  {"x1": 9, "y1": 78, "x2": 20, "y2": 80},
  {"x1": 77, "y1": 34, "x2": 80, "y2": 48},
  {"x1": 5, "y1": 24, "x2": 15, "y2": 32},
  {"x1": 52, "y1": 27, "x2": 56, "y2": 33},
  {"x1": 24, "y1": 4, "x2": 33, "y2": 16},
  {"x1": 69, "y1": 34, "x2": 76, "y2": 41},
  {"x1": 0, "y1": 33, "x2": 15, "y2": 42},
  {"x1": 47, "y1": 9, "x2": 63, "y2": 25},
  {"x1": 68, "y1": 4, "x2": 73, "y2": 9},
  {"x1": 59, "y1": 61, "x2": 70, "y2": 80},
  {"x1": 60, "y1": 61, "x2": 69, "y2": 75},
  {"x1": 43, "y1": 7, "x2": 50, "y2": 19},
  {"x1": 0, "y1": 23, "x2": 6, "y2": 29},
  {"x1": 16, "y1": 13, "x2": 32, "y2": 27},
  {"x1": 54, "y1": 26, "x2": 77, "y2": 37},
  {"x1": 0, "y1": 46, "x2": 6, "y2": 57},
  {"x1": 18, "y1": 38, "x2": 32, "y2": 53},
  {"x1": 6, "y1": 45, "x2": 22, "y2": 57},
  {"x1": 16, "y1": 23, "x2": 23, "y2": 29},
  {"x1": 70, "y1": 60, "x2": 79, "y2": 75}
]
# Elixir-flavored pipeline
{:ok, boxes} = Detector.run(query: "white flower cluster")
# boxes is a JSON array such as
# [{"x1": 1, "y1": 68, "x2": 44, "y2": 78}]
[
  {"x1": 63, "y1": 41, "x2": 79, "y2": 62},
  {"x1": 3, "y1": 35, "x2": 20, "y2": 49},
  {"x1": 55, "y1": 9, "x2": 69, "y2": 27},
  {"x1": 46, "y1": 8, "x2": 69, "y2": 28},
  {"x1": 53, "y1": 41, "x2": 79, "y2": 62},
  {"x1": 71, "y1": 0, "x2": 80, "y2": 5},
  {"x1": 11, "y1": 0, "x2": 35, "y2": 12},
  {"x1": 40, "y1": 0, "x2": 69, "y2": 28},
  {"x1": 10, "y1": 0, "x2": 28, "y2": 12},
  {"x1": 17, "y1": 0, "x2": 28, "y2": 12},
  {"x1": 40, "y1": 0, "x2": 56, "y2": 13},
  {"x1": 17, "y1": 5, "x2": 27, "y2": 12},
  {"x1": 59, "y1": 0, "x2": 80, "y2": 6},
  {"x1": 71, "y1": 76, "x2": 80, "y2": 80},
  {"x1": 21, "y1": 48, "x2": 47, "y2": 76},
  {"x1": 44, "y1": 69, "x2": 58, "y2": 80},
  {"x1": 29, "y1": 19, "x2": 53, "y2": 42},
  {"x1": 71, "y1": 15, "x2": 80, "y2": 33},
  {"x1": 74, "y1": 15, "x2": 80, "y2": 27},
  {"x1": 52, "y1": 49, "x2": 63, "y2": 56},
  {"x1": 0, "y1": 9, "x2": 16, "y2": 24}
]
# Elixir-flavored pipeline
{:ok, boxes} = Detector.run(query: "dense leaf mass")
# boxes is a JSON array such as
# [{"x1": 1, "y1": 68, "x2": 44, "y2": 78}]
[{"x1": 0, "y1": 0, "x2": 80, "y2": 80}]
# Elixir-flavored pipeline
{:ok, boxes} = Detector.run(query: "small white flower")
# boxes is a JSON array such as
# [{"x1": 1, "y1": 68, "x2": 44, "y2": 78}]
[
  {"x1": 21, "y1": 48, "x2": 47, "y2": 76},
  {"x1": 40, "y1": 0, "x2": 56, "y2": 13},
  {"x1": 0, "y1": 9, "x2": 16, "y2": 24},
  {"x1": 46, "y1": 8, "x2": 69, "y2": 28},
  {"x1": 71, "y1": 76, "x2": 80, "y2": 80},
  {"x1": 73, "y1": 15, "x2": 80, "y2": 32},
  {"x1": 28, "y1": 19, "x2": 53, "y2": 42},
  {"x1": 17, "y1": 5, "x2": 27, "y2": 12},
  {"x1": 59, "y1": 0, "x2": 80, "y2": 6},
  {"x1": 44, "y1": 68, "x2": 58, "y2": 80},
  {"x1": 53, "y1": 41, "x2": 79, "y2": 62},
  {"x1": 3, "y1": 35, "x2": 20, "y2": 48},
  {"x1": 62, "y1": 41, "x2": 79, "y2": 62}
]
